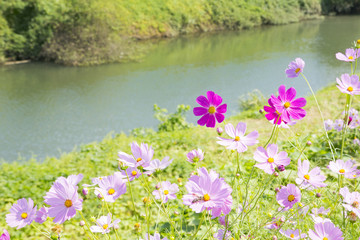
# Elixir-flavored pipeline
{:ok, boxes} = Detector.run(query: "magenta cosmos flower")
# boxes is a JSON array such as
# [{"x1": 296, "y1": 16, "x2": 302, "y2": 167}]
[
  {"x1": 295, "y1": 159, "x2": 326, "y2": 189},
  {"x1": 183, "y1": 167, "x2": 232, "y2": 215},
  {"x1": 118, "y1": 142, "x2": 154, "y2": 168},
  {"x1": 144, "y1": 156, "x2": 172, "y2": 174},
  {"x1": 264, "y1": 98, "x2": 284, "y2": 125},
  {"x1": 280, "y1": 229, "x2": 307, "y2": 239},
  {"x1": 0, "y1": 230, "x2": 10, "y2": 240},
  {"x1": 143, "y1": 233, "x2": 169, "y2": 240},
  {"x1": 35, "y1": 206, "x2": 48, "y2": 224},
  {"x1": 44, "y1": 177, "x2": 82, "y2": 224},
  {"x1": 193, "y1": 91, "x2": 227, "y2": 128},
  {"x1": 276, "y1": 184, "x2": 301, "y2": 211},
  {"x1": 217, "y1": 122, "x2": 259, "y2": 153},
  {"x1": 308, "y1": 222, "x2": 343, "y2": 240},
  {"x1": 254, "y1": 144, "x2": 290, "y2": 174},
  {"x1": 340, "y1": 187, "x2": 360, "y2": 218},
  {"x1": 270, "y1": 85, "x2": 307, "y2": 123},
  {"x1": 94, "y1": 172, "x2": 127, "y2": 202},
  {"x1": 186, "y1": 149, "x2": 204, "y2": 163},
  {"x1": 152, "y1": 181, "x2": 179, "y2": 203},
  {"x1": 285, "y1": 58, "x2": 305, "y2": 78},
  {"x1": 90, "y1": 213, "x2": 120, "y2": 234},
  {"x1": 336, "y1": 48, "x2": 358, "y2": 62},
  {"x1": 328, "y1": 159, "x2": 360, "y2": 179},
  {"x1": 6, "y1": 198, "x2": 36, "y2": 229},
  {"x1": 336, "y1": 73, "x2": 360, "y2": 95}
]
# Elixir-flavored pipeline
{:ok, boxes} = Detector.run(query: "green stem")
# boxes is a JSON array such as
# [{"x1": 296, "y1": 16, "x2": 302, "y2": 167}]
[
  {"x1": 78, "y1": 211, "x2": 99, "y2": 240},
  {"x1": 31, "y1": 223, "x2": 50, "y2": 238},
  {"x1": 126, "y1": 172, "x2": 138, "y2": 220},
  {"x1": 340, "y1": 94, "x2": 352, "y2": 159},
  {"x1": 192, "y1": 212, "x2": 205, "y2": 238}
]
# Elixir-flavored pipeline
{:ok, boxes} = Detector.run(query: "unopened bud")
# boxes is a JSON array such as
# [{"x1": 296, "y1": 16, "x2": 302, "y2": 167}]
[
  {"x1": 236, "y1": 173, "x2": 240, "y2": 178},
  {"x1": 177, "y1": 178, "x2": 182, "y2": 183},
  {"x1": 143, "y1": 197, "x2": 150, "y2": 204},
  {"x1": 349, "y1": 211, "x2": 358, "y2": 222},
  {"x1": 272, "y1": 236, "x2": 278, "y2": 240},
  {"x1": 79, "y1": 220, "x2": 85, "y2": 226},
  {"x1": 275, "y1": 187, "x2": 280, "y2": 192},
  {"x1": 90, "y1": 216, "x2": 96, "y2": 222},
  {"x1": 316, "y1": 192, "x2": 321, "y2": 198},
  {"x1": 277, "y1": 165, "x2": 285, "y2": 172},
  {"x1": 134, "y1": 223, "x2": 140, "y2": 229},
  {"x1": 259, "y1": 109, "x2": 264, "y2": 114},
  {"x1": 306, "y1": 141, "x2": 312, "y2": 146},
  {"x1": 97, "y1": 193, "x2": 103, "y2": 199},
  {"x1": 155, "y1": 183, "x2": 160, "y2": 189},
  {"x1": 217, "y1": 127, "x2": 223, "y2": 135},
  {"x1": 273, "y1": 172, "x2": 279, "y2": 177},
  {"x1": 82, "y1": 188, "x2": 89, "y2": 196},
  {"x1": 174, "y1": 211, "x2": 179, "y2": 215}
]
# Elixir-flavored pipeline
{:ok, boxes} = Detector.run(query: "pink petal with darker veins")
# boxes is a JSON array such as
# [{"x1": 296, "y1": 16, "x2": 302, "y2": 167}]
[
  {"x1": 193, "y1": 107, "x2": 208, "y2": 116},
  {"x1": 197, "y1": 114, "x2": 210, "y2": 126},
  {"x1": 196, "y1": 95, "x2": 210, "y2": 107}
]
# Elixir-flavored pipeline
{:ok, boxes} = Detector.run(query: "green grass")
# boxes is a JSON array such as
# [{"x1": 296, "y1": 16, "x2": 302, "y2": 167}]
[{"x1": 1, "y1": 84, "x2": 360, "y2": 239}]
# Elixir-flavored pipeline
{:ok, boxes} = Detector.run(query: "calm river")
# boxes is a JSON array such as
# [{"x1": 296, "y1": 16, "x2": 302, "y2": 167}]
[{"x1": 0, "y1": 16, "x2": 359, "y2": 161}]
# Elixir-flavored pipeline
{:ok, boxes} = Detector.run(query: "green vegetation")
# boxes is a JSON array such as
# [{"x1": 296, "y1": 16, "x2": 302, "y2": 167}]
[
  {"x1": 0, "y1": 0, "x2": 323, "y2": 66},
  {"x1": 1, "y1": 84, "x2": 360, "y2": 239}
]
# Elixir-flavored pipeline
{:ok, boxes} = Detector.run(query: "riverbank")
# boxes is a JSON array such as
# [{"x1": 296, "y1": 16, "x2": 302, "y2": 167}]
[
  {"x1": 1, "y1": 0, "x2": 325, "y2": 66},
  {"x1": 0, "y1": 84, "x2": 359, "y2": 238}
]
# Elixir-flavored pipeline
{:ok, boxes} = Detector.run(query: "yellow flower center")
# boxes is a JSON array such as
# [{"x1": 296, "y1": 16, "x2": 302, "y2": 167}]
[
  {"x1": 323, "y1": 238, "x2": 328, "y2": 240},
  {"x1": 99, "y1": 177, "x2": 103, "y2": 180},
  {"x1": 64, "y1": 199, "x2": 73, "y2": 208},
  {"x1": 267, "y1": 157, "x2": 274, "y2": 163},
  {"x1": 284, "y1": 102, "x2": 291, "y2": 108},
  {"x1": 108, "y1": 188, "x2": 116, "y2": 195},
  {"x1": 349, "y1": 56, "x2": 354, "y2": 60},
  {"x1": 295, "y1": 68, "x2": 301, "y2": 73},
  {"x1": 290, "y1": 234, "x2": 295, "y2": 238},
  {"x1": 358, "y1": 39, "x2": 360, "y2": 44},
  {"x1": 208, "y1": 106, "x2": 216, "y2": 114},
  {"x1": 304, "y1": 174, "x2": 310, "y2": 180},
  {"x1": 288, "y1": 194, "x2": 295, "y2": 202},
  {"x1": 164, "y1": 190, "x2": 169, "y2": 195},
  {"x1": 339, "y1": 169, "x2": 345, "y2": 174},
  {"x1": 203, "y1": 194, "x2": 210, "y2": 201},
  {"x1": 131, "y1": 170, "x2": 137, "y2": 176},
  {"x1": 347, "y1": 86, "x2": 354, "y2": 92},
  {"x1": 103, "y1": 224, "x2": 108, "y2": 229},
  {"x1": 352, "y1": 201, "x2": 360, "y2": 208},
  {"x1": 136, "y1": 157, "x2": 142, "y2": 162},
  {"x1": 21, "y1": 212, "x2": 28, "y2": 219},
  {"x1": 234, "y1": 136, "x2": 240, "y2": 141}
]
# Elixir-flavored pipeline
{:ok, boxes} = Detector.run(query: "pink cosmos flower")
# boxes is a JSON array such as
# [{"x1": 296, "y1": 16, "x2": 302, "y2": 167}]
[
  {"x1": 118, "y1": 142, "x2": 154, "y2": 168},
  {"x1": 264, "y1": 98, "x2": 284, "y2": 125},
  {"x1": 90, "y1": 213, "x2": 120, "y2": 234},
  {"x1": 6, "y1": 198, "x2": 37, "y2": 229},
  {"x1": 285, "y1": 58, "x2": 305, "y2": 78},
  {"x1": 186, "y1": 149, "x2": 204, "y2": 163},
  {"x1": 334, "y1": 119, "x2": 344, "y2": 132},
  {"x1": 193, "y1": 91, "x2": 227, "y2": 128},
  {"x1": 35, "y1": 206, "x2": 48, "y2": 224},
  {"x1": 144, "y1": 157, "x2": 172, "y2": 174},
  {"x1": 183, "y1": 167, "x2": 232, "y2": 215},
  {"x1": 295, "y1": 159, "x2": 327, "y2": 189},
  {"x1": 324, "y1": 119, "x2": 333, "y2": 131},
  {"x1": 214, "y1": 229, "x2": 232, "y2": 240},
  {"x1": 340, "y1": 187, "x2": 360, "y2": 217},
  {"x1": 308, "y1": 222, "x2": 343, "y2": 240},
  {"x1": 94, "y1": 172, "x2": 127, "y2": 202},
  {"x1": 44, "y1": 177, "x2": 82, "y2": 224},
  {"x1": 152, "y1": 181, "x2": 179, "y2": 203},
  {"x1": 336, "y1": 48, "x2": 358, "y2": 62},
  {"x1": 0, "y1": 230, "x2": 10, "y2": 240},
  {"x1": 254, "y1": 144, "x2": 290, "y2": 174},
  {"x1": 270, "y1": 85, "x2": 307, "y2": 123},
  {"x1": 120, "y1": 167, "x2": 142, "y2": 181},
  {"x1": 217, "y1": 122, "x2": 259, "y2": 153},
  {"x1": 276, "y1": 184, "x2": 301, "y2": 211},
  {"x1": 280, "y1": 229, "x2": 307, "y2": 239},
  {"x1": 328, "y1": 159, "x2": 360, "y2": 179},
  {"x1": 143, "y1": 233, "x2": 169, "y2": 240},
  {"x1": 336, "y1": 74, "x2": 360, "y2": 95}
]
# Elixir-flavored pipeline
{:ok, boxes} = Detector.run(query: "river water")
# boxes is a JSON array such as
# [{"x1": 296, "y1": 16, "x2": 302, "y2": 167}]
[{"x1": 0, "y1": 16, "x2": 359, "y2": 162}]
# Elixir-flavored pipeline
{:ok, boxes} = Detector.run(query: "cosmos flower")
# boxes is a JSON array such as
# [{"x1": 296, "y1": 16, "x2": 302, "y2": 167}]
[
  {"x1": 186, "y1": 149, "x2": 204, "y2": 163},
  {"x1": 183, "y1": 167, "x2": 232, "y2": 215},
  {"x1": 340, "y1": 187, "x2": 360, "y2": 217},
  {"x1": 152, "y1": 181, "x2": 179, "y2": 203},
  {"x1": 264, "y1": 98, "x2": 284, "y2": 125},
  {"x1": 270, "y1": 85, "x2": 307, "y2": 123},
  {"x1": 285, "y1": 58, "x2": 305, "y2": 78},
  {"x1": 143, "y1": 233, "x2": 169, "y2": 240},
  {"x1": 44, "y1": 177, "x2": 82, "y2": 224},
  {"x1": 254, "y1": 144, "x2": 290, "y2": 174},
  {"x1": 193, "y1": 91, "x2": 227, "y2": 128},
  {"x1": 308, "y1": 222, "x2": 343, "y2": 240},
  {"x1": 6, "y1": 198, "x2": 37, "y2": 229},
  {"x1": 0, "y1": 229, "x2": 10, "y2": 240},
  {"x1": 35, "y1": 206, "x2": 48, "y2": 224},
  {"x1": 336, "y1": 74, "x2": 360, "y2": 95},
  {"x1": 118, "y1": 142, "x2": 154, "y2": 168},
  {"x1": 144, "y1": 157, "x2": 172, "y2": 174},
  {"x1": 90, "y1": 213, "x2": 120, "y2": 234},
  {"x1": 213, "y1": 229, "x2": 232, "y2": 240},
  {"x1": 279, "y1": 229, "x2": 307, "y2": 239},
  {"x1": 328, "y1": 159, "x2": 360, "y2": 179},
  {"x1": 295, "y1": 159, "x2": 327, "y2": 189},
  {"x1": 333, "y1": 119, "x2": 344, "y2": 132},
  {"x1": 217, "y1": 122, "x2": 259, "y2": 153},
  {"x1": 324, "y1": 119, "x2": 334, "y2": 131},
  {"x1": 94, "y1": 172, "x2": 127, "y2": 202},
  {"x1": 335, "y1": 48, "x2": 358, "y2": 62},
  {"x1": 276, "y1": 184, "x2": 301, "y2": 211}
]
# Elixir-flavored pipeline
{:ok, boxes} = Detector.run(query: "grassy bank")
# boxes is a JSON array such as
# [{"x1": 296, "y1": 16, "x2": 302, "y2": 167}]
[
  {"x1": 0, "y1": 0, "x2": 324, "y2": 66},
  {"x1": 1, "y1": 84, "x2": 360, "y2": 239}
]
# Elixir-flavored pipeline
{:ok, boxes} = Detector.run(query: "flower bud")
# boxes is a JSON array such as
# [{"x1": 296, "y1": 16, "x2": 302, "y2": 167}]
[
  {"x1": 273, "y1": 172, "x2": 279, "y2": 177},
  {"x1": 259, "y1": 109, "x2": 264, "y2": 114},
  {"x1": 217, "y1": 127, "x2": 223, "y2": 135},
  {"x1": 306, "y1": 141, "x2": 312, "y2": 146},
  {"x1": 97, "y1": 193, "x2": 103, "y2": 199},
  {"x1": 349, "y1": 211, "x2": 358, "y2": 222},
  {"x1": 79, "y1": 220, "x2": 85, "y2": 226},
  {"x1": 275, "y1": 187, "x2": 280, "y2": 192},
  {"x1": 174, "y1": 211, "x2": 179, "y2": 215},
  {"x1": 272, "y1": 236, "x2": 278, "y2": 240},
  {"x1": 236, "y1": 173, "x2": 240, "y2": 178},
  {"x1": 82, "y1": 188, "x2": 89, "y2": 196},
  {"x1": 134, "y1": 223, "x2": 140, "y2": 229},
  {"x1": 177, "y1": 178, "x2": 182, "y2": 183},
  {"x1": 155, "y1": 183, "x2": 160, "y2": 190},
  {"x1": 316, "y1": 192, "x2": 321, "y2": 198},
  {"x1": 277, "y1": 165, "x2": 285, "y2": 172},
  {"x1": 90, "y1": 216, "x2": 96, "y2": 222}
]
